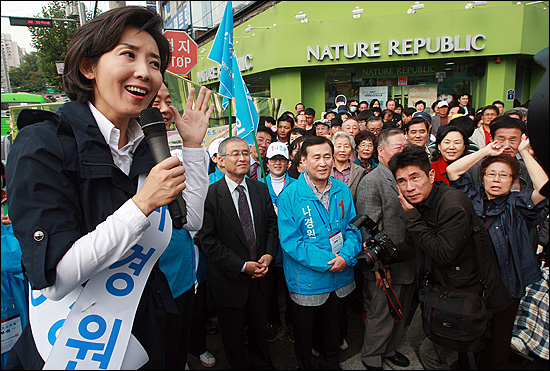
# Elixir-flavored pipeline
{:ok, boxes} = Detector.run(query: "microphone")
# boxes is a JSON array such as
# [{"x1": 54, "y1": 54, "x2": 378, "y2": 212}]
[{"x1": 139, "y1": 107, "x2": 187, "y2": 229}]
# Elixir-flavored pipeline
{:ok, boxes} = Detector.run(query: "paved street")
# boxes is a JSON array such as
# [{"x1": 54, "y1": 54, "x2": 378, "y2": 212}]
[{"x1": 187, "y1": 280, "x2": 548, "y2": 370}]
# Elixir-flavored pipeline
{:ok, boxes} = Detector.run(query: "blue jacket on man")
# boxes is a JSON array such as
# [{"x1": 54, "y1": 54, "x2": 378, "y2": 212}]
[{"x1": 277, "y1": 173, "x2": 361, "y2": 295}]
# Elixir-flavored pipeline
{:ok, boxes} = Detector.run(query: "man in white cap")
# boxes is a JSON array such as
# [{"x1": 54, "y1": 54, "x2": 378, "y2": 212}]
[
  {"x1": 264, "y1": 142, "x2": 297, "y2": 343},
  {"x1": 208, "y1": 137, "x2": 226, "y2": 184},
  {"x1": 430, "y1": 100, "x2": 450, "y2": 135}
]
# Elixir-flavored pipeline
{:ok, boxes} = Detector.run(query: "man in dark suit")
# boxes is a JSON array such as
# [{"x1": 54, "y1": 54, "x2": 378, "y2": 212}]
[{"x1": 199, "y1": 136, "x2": 279, "y2": 370}]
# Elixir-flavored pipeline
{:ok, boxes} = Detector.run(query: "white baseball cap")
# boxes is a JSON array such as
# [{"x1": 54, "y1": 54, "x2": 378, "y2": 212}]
[
  {"x1": 437, "y1": 100, "x2": 449, "y2": 108},
  {"x1": 208, "y1": 137, "x2": 225, "y2": 157},
  {"x1": 266, "y1": 142, "x2": 289, "y2": 160}
]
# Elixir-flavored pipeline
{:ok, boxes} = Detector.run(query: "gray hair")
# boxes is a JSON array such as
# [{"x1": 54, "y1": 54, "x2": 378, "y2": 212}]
[
  {"x1": 218, "y1": 137, "x2": 248, "y2": 156},
  {"x1": 377, "y1": 128, "x2": 405, "y2": 148},
  {"x1": 331, "y1": 131, "x2": 355, "y2": 147}
]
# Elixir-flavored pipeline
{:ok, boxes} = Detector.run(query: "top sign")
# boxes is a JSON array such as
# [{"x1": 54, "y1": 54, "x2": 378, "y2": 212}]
[
  {"x1": 10, "y1": 16, "x2": 53, "y2": 28},
  {"x1": 163, "y1": 30, "x2": 198, "y2": 76}
]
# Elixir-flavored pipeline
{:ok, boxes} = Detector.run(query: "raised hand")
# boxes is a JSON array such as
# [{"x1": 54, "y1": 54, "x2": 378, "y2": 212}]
[
  {"x1": 171, "y1": 86, "x2": 215, "y2": 148},
  {"x1": 485, "y1": 140, "x2": 506, "y2": 157}
]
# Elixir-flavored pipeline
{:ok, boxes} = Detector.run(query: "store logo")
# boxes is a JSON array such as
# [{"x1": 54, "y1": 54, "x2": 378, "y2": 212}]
[
  {"x1": 197, "y1": 54, "x2": 253, "y2": 83},
  {"x1": 307, "y1": 34, "x2": 485, "y2": 62}
]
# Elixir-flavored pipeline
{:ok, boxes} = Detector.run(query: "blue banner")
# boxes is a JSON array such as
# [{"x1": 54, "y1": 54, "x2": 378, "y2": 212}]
[{"x1": 207, "y1": 1, "x2": 258, "y2": 145}]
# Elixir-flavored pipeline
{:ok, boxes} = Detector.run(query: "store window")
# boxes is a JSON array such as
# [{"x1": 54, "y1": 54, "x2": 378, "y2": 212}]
[
  {"x1": 244, "y1": 74, "x2": 270, "y2": 98},
  {"x1": 325, "y1": 62, "x2": 475, "y2": 113}
]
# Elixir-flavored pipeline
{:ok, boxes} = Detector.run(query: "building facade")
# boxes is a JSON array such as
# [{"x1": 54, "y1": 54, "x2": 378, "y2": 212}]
[
  {"x1": 185, "y1": 1, "x2": 548, "y2": 117},
  {"x1": 1, "y1": 33, "x2": 27, "y2": 93}
]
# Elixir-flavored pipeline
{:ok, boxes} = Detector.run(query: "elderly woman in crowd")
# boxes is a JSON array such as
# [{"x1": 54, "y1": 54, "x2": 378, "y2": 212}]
[
  {"x1": 446, "y1": 133, "x2": 548, "y2": 370},
  {"x1": 354, "y1": 130, "x2": 378, "y2": 174},
  {"x1": 330, "y1": 131, "x2": 365, "y2": 201},
  {"x1": 429, "y1": 125, "x2": 469, "y2": 185}
]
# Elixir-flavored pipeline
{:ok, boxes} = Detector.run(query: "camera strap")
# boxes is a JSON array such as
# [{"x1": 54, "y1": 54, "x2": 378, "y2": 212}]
[{"x1": 378, "y1": 267, "x2": 403, "y2": 322}]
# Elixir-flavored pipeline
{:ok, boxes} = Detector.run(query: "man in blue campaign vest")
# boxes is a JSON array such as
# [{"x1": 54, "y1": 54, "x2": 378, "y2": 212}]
[
  {"x1": 278, "y1": 136, "x2": 361, "y2": 370},
  {"x1": 264, "y1": 142, "x2": 297, "y2": 342}
]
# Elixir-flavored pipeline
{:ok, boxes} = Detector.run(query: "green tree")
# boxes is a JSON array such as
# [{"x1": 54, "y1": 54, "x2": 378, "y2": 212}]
[
  {"x1": 29, "y1": 1, "x2": 97, "y2": 93},
  {"x1": 8, "y1": 52, "x2": 46, "y2": 93}
]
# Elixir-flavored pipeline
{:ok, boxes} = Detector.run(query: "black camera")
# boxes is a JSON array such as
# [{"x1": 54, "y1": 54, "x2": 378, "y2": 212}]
[{"x1": 349, "y1": 214, "x2": 398, "y2": 270}]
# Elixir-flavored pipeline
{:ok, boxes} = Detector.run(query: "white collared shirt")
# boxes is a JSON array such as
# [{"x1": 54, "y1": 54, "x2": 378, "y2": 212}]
[
  {"x1": 224, "y1": 176, "x2": 256, "y2": 236},
  {"x1": 88, "y1": 102, "x2": 144, "y2": 176},
  {"x1": 41, "y1": 103, "x2": 209, "y2": 300}
]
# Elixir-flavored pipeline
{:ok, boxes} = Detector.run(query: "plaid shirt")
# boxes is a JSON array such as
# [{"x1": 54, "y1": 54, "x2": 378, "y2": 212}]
[{"x1": 513, "y1": 266, "x2": 549, "y2": 360}]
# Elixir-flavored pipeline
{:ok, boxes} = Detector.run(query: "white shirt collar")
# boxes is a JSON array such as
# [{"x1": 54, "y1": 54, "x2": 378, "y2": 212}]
[
  {"x1": 88, "y1": 101, "x2": 144, "y2": 150},
  {"x1": 225, "y1": 175, "x2": 248, "y2": 195}
]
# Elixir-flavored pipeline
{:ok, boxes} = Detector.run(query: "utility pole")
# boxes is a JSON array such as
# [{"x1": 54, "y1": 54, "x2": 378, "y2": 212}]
[{"x1": 78, "y1": 2, "x2": 87, "y2": 26}]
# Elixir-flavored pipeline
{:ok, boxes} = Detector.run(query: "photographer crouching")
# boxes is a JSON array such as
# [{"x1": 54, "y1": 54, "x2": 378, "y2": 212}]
[{"x1": 355, "y1": 145, "x2": 514, "y2": 370}]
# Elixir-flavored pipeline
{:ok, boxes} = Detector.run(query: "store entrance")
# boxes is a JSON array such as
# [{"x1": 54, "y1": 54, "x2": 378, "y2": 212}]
[{"x1": 324, "y1": 62, "x2": 474, "y2": 113}]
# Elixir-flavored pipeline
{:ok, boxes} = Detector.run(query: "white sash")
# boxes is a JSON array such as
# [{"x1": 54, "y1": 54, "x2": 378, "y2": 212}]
[{"x1": 29, "y1": 174, "x2": 172, "y2": 370}]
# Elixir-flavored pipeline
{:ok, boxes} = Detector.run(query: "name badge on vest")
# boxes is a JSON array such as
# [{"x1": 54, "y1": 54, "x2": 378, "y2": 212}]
[{"x1": 329, "y1": 230, "x2": 343, "y2": 255}]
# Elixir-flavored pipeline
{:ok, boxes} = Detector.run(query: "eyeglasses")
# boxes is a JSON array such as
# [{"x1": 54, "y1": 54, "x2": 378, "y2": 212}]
[
  {"x1": 357, "y1": 142, "x2": 374, "y2": 149},
  {"x1": 223, "y1": 150, "x2": 250, "y2": 158},
  {"x1": 484, "y1": 172, "x2": 512, "y2": 179}
]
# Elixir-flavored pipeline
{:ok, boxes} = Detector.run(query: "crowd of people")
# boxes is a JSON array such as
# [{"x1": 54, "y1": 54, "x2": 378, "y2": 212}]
[{"x1": 1, "y1": 5, "x2": 548, "y2": 371}]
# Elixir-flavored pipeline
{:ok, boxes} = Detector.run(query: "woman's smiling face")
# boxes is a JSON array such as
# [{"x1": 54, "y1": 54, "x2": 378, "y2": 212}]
[{"x1": 81, "y1": 26, "x2": 163, "y2": 125}]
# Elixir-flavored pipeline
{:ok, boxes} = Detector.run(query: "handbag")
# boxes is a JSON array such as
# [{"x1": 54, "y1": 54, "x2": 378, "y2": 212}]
[{"x1": 419, "y1": 219, "x2": 492, "y2": 355}]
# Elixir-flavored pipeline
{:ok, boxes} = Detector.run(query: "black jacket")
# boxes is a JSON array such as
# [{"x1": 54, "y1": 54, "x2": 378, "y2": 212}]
[
  {"x1": 198, "y1": 177, "x2": 278, "y2": 308},
  {"x1": 6, "y1": 102, "x2": 174, "y2": 369},
  {"x1": 397, "y1": 182, "x2": 513, "y2": 313}
]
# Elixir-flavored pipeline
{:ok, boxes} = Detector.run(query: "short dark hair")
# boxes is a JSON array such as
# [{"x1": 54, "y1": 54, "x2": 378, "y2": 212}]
[
  {"x1": 450, "y1": 105, "x2": 466, "y2": 115},
  {"x1": 489, "y1": 115, "x2": 525, "y2": 138},
  {"x1": 289, "y1": 135, "x2": 307, "y2": 168},
  {"x1": 63, "y1": 6, "x2": 170, "y2": 103},
  {"x1": 415, "y1": 100, "x2": 426, "y2": 109},
  {"x1": 480, "y1": 154, "x2": 520, "y2": 182},
  {"x1": 304, "y1": 108, "x2": 316, "y2": 116},
  {"x1": 431, "y1": 100, "x2": 441, "y2": 112},
  {"x1": 295, "y1": 102, "x2": 304, "y2": 109},
  {"x1": 481, "y1": 105, "x2": 499, "y2": 117},
  {"x1": 403, "y1": 107, "x2": 416, "y2": 117},
  {"x1": 336, "y1": 112, "x2": 350, "y2": 121},
  {"x1": 449, "y1": 115, "x2": 475, "y2": 138},
  {"x1": 492, "y1": 100, "x2": 505, "y2": 106},
  {"x1": 405, "y1": 117, "x2": 430, "y2": 133},
  {"x1": 388, "y1": 144, "x2": 431, "y2": 178},
  {"x1": 386, "y1": 99, "x2": 396, "y2": 106},
  {"x1": 288, "y1": 127, "x2": 307, "y2": 138},
  {"x1": 371, "y1": 107, "x2": 382, "y2": 114},
  {"x1": 257, "y1": 125, "x2": 275, "y2": 141},
  {"x1": 277, "y1": 115, "x2": 295, "y2": 127},
  {"x1": 300, "y1": 135, "x2": 334, "y2": 159},
  {"x1": 357, "y1": 109, "x2": 374, "y2": 121},
  {"x1": 262, "y1": 116, "x2": 276, "y2": 126},
  {"x1": 459, "y1": 93, "x2": 469, "y2": 99},
  {"x1": 330, "y1": 117, "x2": 343, "y2": 127},
  {"x1": 503, "y1": 109, "x2": 524, "y2": 121},
  {"x1": 431, "y1": 125, "x2": 469, "y2": 162},
  {"x1": 323, "y1": 111, "x2": 335, "y2": 119},
  {"x1": 381, "y1": 109, "x2": 394, "y2": 120},
  {"x1": 359, "y1": 100, "x2": 369, "y2": 107},
  {"x1": 281, "y1": 111, "x2": 295, "y2": 119},
  {"x1": 354, "y1": 130, "x2": 377, "y2": 148}
]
